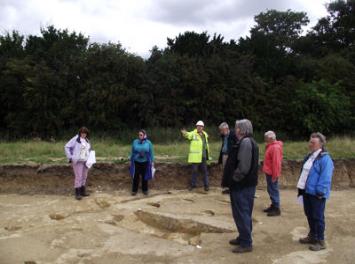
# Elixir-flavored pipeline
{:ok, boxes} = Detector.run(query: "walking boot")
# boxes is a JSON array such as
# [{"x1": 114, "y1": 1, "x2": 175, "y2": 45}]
[
  {"x1": 80, "y1": 186, "x2": 90, "y2": 197},
  {"x1": 229, "y1": 238, "x2": 240, "y2": 246},
  {"x1": 232, "y1": 245, "x2": 253, "y2": 253},
  {"x1": 299, "y1": 234, "x2": 317, "y2": 244},
  {"x1": 263, "y1": 204, "x2": 274, "y2": 213},
  {"x1": 75, "y1": 188, "x2": 82, "y2": 200},
  {"x1": 189, "y1": 185, "x2": 196, "y2": 191},
  {"x1": 309, "y1": 240, "x2": 326, "y2": 251},
  {"x1": 267, "y1": 207, "x2": 281, "y2": 217}
]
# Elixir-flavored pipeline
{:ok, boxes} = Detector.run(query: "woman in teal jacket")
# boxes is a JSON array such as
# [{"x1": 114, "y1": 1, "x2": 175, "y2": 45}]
[
  {"x1": 129, "y1": 130, "x2": 155, "y2": 196},
  {"x1": 297, "y1": 132, "x2": 334, "y2": 252}
]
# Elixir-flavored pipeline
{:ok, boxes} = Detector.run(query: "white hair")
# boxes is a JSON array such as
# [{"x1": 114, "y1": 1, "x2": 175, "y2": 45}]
[
  {"x1": 264, "y1": 131, "x2": 276, "y2": 140},
  {"x1": 311, "y1": 132, "x2": 326, "y2": 145},
  {"x1": 219, "y1": 122, "x2": 229, "y2": 129},
  {"x1": 235, "y1": 119, "x2": 253, "y2": 137}
]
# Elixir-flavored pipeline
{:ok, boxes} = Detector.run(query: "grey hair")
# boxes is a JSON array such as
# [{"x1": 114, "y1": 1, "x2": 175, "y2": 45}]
[
  {"x1": 311, "y1": 132, "x2": 326, "y2": 145},
  {"x1": 235, "y1": 119, "x2": 253, "y2": 137},
  {"x1": 264, "y1": 131, "x2": 276, "y2": 140},
  {"x1": 219, "y1": 122, "x2": 229, "y2": 129}
]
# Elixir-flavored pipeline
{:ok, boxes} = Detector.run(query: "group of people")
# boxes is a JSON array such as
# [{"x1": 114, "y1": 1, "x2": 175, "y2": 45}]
[{"x1": 64, "y1": 119, "x2": 334, "y2": 254}]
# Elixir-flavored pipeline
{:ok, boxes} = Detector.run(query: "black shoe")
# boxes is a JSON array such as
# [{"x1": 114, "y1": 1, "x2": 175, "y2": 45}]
[
  {"x1": 267, "y1": 207, "x2": 281, "y2": 217},
  {"x1": 263, "y1": 205, "x2": 274, "y2": 213},
  {"x1": 75, "y1": 188, "x2": 82, "y2": 200},
  {"x1": 222, "y1": 189, "x2": 230, "y2": 194},
  {"x1": 204, "y1": 186, "x2": 209, "y2": 192},
  {"x1": 131, "y1": 192, "x2": 137, "y2": 196},
  {"x1": 143, "y1": 191, "x2": 149, "y2": 196},
  {"x1": 232, "y1": 245, "x2": 253, "y2": 253},
  {"x1": 80, "y1": 186, "x2": 89, "y2": 197},
  {"x1": 229, "y1": 239, "x2": 240, "y2": 246}
]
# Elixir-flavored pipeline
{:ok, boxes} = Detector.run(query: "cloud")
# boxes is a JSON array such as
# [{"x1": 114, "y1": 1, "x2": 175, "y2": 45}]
[
  {"x1": 0, "y1": 0, "x2": 329, "y2": 57},
  {"x1": 148, "y1": 0, "x2": 295, "y2": 26}
]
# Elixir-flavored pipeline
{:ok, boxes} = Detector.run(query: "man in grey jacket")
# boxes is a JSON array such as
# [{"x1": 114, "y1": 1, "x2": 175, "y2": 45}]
[{"x1": 223, "y1": 119, "x2": 259, "y2": 253}]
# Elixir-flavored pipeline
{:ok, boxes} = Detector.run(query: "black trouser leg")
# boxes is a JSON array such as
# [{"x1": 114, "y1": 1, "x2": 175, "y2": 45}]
[
  {"x1": 142, "y1": 175, "x2": 148, "y2": 192},
  {"x1": 132, "y1": 161, "x2": 148, "y2": 193},
  {"x1": 132, "y1": 175, "x2": 139, "y2": 193}
]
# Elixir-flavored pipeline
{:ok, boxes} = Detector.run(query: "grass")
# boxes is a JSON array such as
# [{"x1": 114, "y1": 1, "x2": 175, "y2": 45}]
[{"x1": 0, "y1": 136, "x2": 354, "y2": 165}]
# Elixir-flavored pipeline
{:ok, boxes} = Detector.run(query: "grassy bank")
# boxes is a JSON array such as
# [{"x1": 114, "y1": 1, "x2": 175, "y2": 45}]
[{"x1": 0, "y1": 136, "x2": 354, "y2": 165}]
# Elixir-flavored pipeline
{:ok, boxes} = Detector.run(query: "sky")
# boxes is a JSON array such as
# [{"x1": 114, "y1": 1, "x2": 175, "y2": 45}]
[{"x1": 0, "y1": 0, "x2": 330, "y2": 57}]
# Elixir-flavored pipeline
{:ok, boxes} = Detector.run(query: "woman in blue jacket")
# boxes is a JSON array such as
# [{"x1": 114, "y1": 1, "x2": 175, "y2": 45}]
[
  {"x1": 129, "y1": 130, "x2": 155, "y2": 196},
  {"x1": 297, "y1": 132, "x2": 334, "y2": 251}
]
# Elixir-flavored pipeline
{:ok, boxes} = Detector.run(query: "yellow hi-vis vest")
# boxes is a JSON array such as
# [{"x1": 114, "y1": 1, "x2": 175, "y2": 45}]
[{"x1": 183, "y1": 129, "x2": 211, "y2": 163}]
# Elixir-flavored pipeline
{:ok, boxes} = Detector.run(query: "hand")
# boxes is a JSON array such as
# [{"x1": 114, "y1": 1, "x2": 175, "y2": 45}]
[{"x1": 181, "y1": 129, "x2": 187, "y2": 134}]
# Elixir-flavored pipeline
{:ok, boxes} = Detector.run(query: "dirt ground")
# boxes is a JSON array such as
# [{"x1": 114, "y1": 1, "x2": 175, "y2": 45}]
[{"x1": 1, "y1": 188, "x2": 355, "y2": 264}]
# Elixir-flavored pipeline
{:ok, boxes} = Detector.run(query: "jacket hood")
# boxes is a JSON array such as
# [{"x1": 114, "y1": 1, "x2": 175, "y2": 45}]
[{"x1": 266, "y1": 140, "x2": 283, "y2": 149}]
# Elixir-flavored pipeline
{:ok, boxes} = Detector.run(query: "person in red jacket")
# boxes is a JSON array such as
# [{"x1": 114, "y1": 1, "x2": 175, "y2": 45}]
[{"x1": 262, "y1": 131, "x2": 283, "y2": 216}]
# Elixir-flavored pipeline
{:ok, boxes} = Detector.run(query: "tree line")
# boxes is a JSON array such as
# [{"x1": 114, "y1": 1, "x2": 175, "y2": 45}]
[{"x1": 0, "y1": 0, "x2": 354, "y2": 139}]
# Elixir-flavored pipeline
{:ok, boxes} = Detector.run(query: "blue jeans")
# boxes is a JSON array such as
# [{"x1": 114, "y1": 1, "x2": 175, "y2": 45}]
[
  {"x1": 191, "y1": 158, "x2": 209, "y2": 187},
  {"x1": 230, "y1": 185, "x2": 256, "y2": 247},
  {"x1": 303, "y1": 193, "x2": 326, "y2": 241},
  {"x1": 266, "y1": 174, "x2": 280, "y2": 208}
]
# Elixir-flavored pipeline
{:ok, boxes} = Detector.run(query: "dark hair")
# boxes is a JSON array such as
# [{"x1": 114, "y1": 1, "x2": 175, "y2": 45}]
[
  {"x1": 78, "y1": 127, "x2": 90, "y2": 139},
  {"x1": 138, "y1": 129, "x2": 147, "y2": 140}
]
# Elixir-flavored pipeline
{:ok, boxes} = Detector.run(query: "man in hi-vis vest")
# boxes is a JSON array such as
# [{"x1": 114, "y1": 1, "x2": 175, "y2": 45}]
[{"x1": 181, "y1": 120, "x2": 211, "y2": 191}]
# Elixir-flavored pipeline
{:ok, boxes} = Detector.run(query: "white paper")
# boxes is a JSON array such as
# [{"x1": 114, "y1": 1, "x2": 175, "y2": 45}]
[
  {"x1": 152, "y1": 166, "x2": 156, "y2": 178},
  {"x1": 297, "y1": 195, "x2": 304, "y2": 205},
  {"x1": 85, "y1": 150, "x2": 96, "y2": 169}
]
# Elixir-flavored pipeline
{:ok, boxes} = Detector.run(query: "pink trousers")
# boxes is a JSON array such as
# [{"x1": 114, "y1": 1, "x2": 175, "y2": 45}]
[{"x1": 72, "y1": 162, "x2": 89, "y2": 188}]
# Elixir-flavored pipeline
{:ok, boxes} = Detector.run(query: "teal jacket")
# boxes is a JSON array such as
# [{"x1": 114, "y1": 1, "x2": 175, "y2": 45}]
[{"x1": 129, "y1": 139, "x2": 155, "y2": 180}]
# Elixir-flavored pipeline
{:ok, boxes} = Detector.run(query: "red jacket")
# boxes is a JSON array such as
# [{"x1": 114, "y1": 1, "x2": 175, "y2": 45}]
[{"x1": 262, "y1": 140, "x2": 283, "y2": 181}]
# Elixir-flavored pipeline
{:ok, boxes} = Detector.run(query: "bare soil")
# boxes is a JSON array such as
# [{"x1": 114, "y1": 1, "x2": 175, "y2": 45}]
[{"x1": 1, "y1": 189, "x2": 355, "y2": 264}]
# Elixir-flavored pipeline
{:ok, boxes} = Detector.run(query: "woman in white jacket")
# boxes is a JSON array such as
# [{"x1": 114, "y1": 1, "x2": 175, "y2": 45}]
[{"x1": 65, "y1": 127, "x2": 92, "y2": 200}]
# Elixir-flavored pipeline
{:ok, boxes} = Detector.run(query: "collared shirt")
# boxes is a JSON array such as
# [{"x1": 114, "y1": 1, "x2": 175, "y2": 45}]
[
  {"x1": 297, "y1": 149, "x2": 322, "y2": 190},
  {"x1": 222, "y1": 132, "x2": 230, "y2": 154}
]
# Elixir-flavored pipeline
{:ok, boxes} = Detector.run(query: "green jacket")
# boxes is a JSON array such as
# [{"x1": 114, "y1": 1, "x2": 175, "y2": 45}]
[{"x1": 183, "y1": 129, "x2": 211, "y2": 163}]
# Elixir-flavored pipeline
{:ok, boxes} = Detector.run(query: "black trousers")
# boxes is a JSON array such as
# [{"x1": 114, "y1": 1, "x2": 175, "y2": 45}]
[{"x1": 132, "y1": 161, "x2": 148, "y2": 193}]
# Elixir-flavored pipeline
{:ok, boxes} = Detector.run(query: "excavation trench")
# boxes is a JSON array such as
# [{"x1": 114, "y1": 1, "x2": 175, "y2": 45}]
[
  {"x1": 2, "y1": 190, "x2": 355, "y2": 264},
  {"x1": 132, "y1": 209, "x2": 233, "y2": 245},
  {"x1": 0, "y1": 160, "x2": 354, "y2": 194}
]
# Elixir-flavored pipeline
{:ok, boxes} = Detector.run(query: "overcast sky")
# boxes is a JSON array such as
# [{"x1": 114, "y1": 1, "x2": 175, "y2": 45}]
[{"x1": 0, "y1": 0, "x2": 330, "y2": 57}]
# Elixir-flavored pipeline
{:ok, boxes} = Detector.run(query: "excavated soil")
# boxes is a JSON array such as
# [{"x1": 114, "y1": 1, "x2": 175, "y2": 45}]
[
  {"x1": 1, "y1": 189, "x2": 355, "y2": 264},
  {"x1": 0, "y1": 160, "x2": 354, "y2": 194},
  {"x1": 1, "y1": 160, "x2": 355, "y2": 263}
]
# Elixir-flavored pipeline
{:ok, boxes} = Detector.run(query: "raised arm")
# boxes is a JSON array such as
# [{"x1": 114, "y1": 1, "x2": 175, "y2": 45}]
[{"x1": 181, "y1": 129, "x2": 193, "y2": 140}]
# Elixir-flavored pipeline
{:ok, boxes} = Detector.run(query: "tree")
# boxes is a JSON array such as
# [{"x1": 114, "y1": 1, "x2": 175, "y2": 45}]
[{"x1": 291, "y1": 80, "x2": 351, "y2": 135}]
